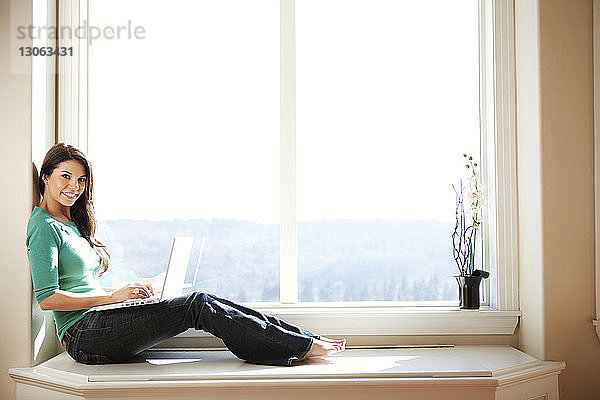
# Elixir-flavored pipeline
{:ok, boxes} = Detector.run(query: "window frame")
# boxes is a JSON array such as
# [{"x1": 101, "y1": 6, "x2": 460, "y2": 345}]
[
  {"x1": 593, "y1": 0, "x2": 600, "y2": 340},
  {"x1": 31, "y1": 0, "x2": 57, "y2": 167},
  {"x1": 55, "y1": 0, "x2": 519, "y2": 338}
]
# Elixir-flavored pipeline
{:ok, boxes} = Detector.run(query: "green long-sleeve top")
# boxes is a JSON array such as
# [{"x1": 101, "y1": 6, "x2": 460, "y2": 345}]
[{"x1": 26, "y1": 206, "x2": 105, "y2": 341}]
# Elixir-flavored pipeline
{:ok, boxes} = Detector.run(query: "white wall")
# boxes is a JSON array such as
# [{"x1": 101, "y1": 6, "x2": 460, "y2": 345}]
[{"x1": 515, "y1": 0, "x2": 546, "y2": 362}]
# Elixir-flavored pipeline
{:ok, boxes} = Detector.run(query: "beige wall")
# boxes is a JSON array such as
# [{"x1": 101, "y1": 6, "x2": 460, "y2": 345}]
[
  {"x1": 516, "y1": 0, "x2": 600, "y2": 399},
  {"x1": 0, "y1": 0, "x2": 33, "y2": 399}
]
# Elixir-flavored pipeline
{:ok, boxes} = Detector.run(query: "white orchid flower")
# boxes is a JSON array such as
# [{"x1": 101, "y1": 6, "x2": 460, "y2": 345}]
[{"x1": 466, "y1": 172, "x2": 479, "y2": 182}]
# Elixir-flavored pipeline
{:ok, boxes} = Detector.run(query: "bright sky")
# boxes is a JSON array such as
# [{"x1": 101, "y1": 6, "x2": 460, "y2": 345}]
[{"x1": 86, "y1": 0, "x2": 480, "y2": 224}]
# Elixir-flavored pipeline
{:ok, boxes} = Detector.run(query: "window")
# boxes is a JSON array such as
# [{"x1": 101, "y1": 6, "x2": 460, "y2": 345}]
[
  {"x1": 56, "y1": 0, "x2": 519, "y2": 336},
  {"x1": 87, "y1": 0, "x2": 281, "y2": 302},
  {"x1": 295, "y1": 0, "x2": 480, "y2": 302},
  {"x1": 83, "y1": 0, "x2": 482, "y2": 305}
]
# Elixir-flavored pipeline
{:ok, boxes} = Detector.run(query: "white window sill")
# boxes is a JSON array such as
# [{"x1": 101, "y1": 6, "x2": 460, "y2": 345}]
[
  {"x1": 8, "y1": 346, "x2": 564, "y2": 400},
  {"x1": 174, "y1": 304, "x2": 521, "y2": 337}
]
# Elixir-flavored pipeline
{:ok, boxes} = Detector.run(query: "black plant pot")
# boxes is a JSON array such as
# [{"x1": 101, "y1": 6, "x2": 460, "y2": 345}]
[{"x1": 454, "y1": 275, "x2": 483, "y2": 309}]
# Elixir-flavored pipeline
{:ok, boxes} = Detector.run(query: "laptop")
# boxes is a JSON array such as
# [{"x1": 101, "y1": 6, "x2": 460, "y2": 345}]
[{"x1": 91, "y1": 236, "x2": 194, "y2": 312}]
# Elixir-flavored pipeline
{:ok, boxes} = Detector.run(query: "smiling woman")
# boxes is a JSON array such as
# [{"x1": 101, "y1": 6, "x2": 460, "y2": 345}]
[
  {"x1": 41, "y1": 161, "x2": 86, "y2": 214},
  {"x1": 37, "y1": 143, "x2": 110, "y2": 276},
  {"x1": 27, "y1": 143, "x2": 346, "y2": 366}
]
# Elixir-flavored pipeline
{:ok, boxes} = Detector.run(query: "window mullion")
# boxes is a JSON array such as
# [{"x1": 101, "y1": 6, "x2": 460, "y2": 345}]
[
  {"x1": 482, "y1": 0, "x2": 519, "y2": 311},
  {"x1": 56, "y1": 0, "x2": 89, "y2": 153},
  {"x1": 78, "y1": 0, "x2": 89, "y2": 153},
  {"x1": 280, "y1": 0, "x2": 298, "y2": 304},
  {"x1": 480, "y1": 0, "x2": 494, "y2": 307},
  {"x1": 56, "y1": 0, "x2": 84, "y2": 148}
]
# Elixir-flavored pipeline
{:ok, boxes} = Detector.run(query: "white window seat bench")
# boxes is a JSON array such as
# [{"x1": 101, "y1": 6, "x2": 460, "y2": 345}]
[{"x1": 9, "y1": 345, "x2": 565, "y2": 400}]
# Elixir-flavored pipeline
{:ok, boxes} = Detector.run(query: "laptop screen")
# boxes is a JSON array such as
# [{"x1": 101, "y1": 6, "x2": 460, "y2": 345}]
[{"x1": 160, "y1": 236, "x2": 194, "y2": 300}]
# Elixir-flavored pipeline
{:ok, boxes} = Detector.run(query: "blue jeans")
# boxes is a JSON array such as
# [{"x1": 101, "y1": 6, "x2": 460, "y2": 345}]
[{"x1": 61, "y1": 292, "x2": 318, "y2": 366}]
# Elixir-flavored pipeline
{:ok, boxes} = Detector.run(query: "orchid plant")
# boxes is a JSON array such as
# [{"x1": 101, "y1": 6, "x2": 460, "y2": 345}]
[{"x1": 452, "y1": 154, "x2": 489, "y2": 278}]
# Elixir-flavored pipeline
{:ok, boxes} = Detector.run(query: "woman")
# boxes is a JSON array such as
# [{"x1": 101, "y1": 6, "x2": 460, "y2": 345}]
[{"x1": 27, "y1": 143, "x2": 345, "y2": 366}]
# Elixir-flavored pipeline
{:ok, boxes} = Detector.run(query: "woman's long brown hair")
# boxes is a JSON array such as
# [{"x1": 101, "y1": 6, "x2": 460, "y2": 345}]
[{"x1": 39, "y1": 143, "x2": 110, "y2": 276}]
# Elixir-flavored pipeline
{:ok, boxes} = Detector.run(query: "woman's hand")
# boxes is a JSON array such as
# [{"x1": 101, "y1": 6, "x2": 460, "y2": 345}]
[{"x1": 108, "y1": 282, "x2": 155, "y2": 304}]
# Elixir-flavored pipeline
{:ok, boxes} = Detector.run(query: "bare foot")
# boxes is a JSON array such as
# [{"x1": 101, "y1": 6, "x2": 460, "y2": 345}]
[
  {"x1": 319, "y1": 336, "x2": 346, "y2": 350},
  {"x1": 301, "y1": 338, "x2": 345, "y2": 360}
]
